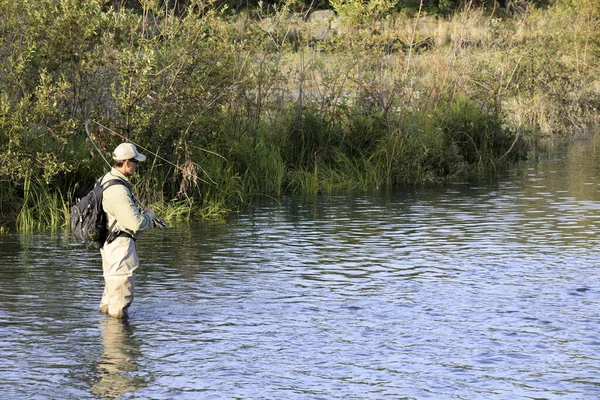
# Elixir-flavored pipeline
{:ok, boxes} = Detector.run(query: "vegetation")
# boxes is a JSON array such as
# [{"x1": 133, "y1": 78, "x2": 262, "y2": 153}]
[{"x1": 0, "y1": 0, "x2": 598, "y2": 231}]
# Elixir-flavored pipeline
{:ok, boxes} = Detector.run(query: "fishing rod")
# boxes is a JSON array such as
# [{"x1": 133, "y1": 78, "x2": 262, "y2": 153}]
[
  {"x1": 85, "y1": 119, "x2": 273, "y2": 210},
  {"x1": 84, "y1": 120, "x2": 167, "y2": 229},
  {"x1": 89, "y1": 119, "x2": 222, "y2": 187}
]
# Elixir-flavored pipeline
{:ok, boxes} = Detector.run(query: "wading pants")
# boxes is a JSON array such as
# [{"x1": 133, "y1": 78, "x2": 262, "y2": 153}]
[{"x1": 99, "y1": 236, "x2": 138, "y2": 319}]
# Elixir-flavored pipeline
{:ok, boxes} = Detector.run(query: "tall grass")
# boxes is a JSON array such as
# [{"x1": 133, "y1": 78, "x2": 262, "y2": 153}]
[
  {"x1": 0, "y1": 0, "x2": 597, "y2": 231},
  {"x1": 15, "y1": 176, "x2": 69, "y2": 232}
]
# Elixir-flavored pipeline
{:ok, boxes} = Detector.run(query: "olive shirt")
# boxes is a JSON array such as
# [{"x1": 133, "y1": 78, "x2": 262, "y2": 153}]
[{"x1": 100, "y1": 168, "x2": 153, "y2": 239}]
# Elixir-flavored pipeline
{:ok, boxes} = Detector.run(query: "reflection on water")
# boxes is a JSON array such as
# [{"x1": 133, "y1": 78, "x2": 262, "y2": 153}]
[
  {"x1": 91, "y1": 319, "x2": 145, "y2": 399},
  {"x1": 1, "y1": 136, "x2": 600, "y2": 398}
]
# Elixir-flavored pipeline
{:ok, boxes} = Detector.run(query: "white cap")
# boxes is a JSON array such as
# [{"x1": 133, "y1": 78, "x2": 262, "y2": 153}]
[{"x1": 112, "y1": 143, "x2": 146, "y2": 162}]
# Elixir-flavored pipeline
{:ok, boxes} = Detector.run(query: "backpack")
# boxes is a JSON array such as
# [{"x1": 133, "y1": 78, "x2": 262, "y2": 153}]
[{"x1": 70, "y1": 178, "x2": 125, "y2": 249}]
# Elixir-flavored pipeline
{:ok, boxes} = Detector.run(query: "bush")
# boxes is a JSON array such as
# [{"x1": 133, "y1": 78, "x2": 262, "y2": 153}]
[{"x1": 0, "y1": 0, "x2": 594, "y2": 231}]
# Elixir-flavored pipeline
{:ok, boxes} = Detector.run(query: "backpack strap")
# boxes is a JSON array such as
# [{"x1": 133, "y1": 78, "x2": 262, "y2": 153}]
[
  {"x1": 101, "y1": 178, "x2": 127, "y2": 190},
  {"x1": 105, "y1": 220, "x2": 136, "y2": 245},
  {"x1": 101, "y1": 178, "x2": 135, "y2": 245}
]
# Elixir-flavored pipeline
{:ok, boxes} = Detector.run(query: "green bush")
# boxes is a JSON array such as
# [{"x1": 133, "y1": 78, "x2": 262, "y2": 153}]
[{"x1": 0, "y1": 0, "x2": 593, "y2": 231}]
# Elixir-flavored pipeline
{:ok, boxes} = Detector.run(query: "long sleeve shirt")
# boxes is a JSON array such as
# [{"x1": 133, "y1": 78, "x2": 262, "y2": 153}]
[{"x1": 101, "y1": 168, "x2": 153, "y2": 236}]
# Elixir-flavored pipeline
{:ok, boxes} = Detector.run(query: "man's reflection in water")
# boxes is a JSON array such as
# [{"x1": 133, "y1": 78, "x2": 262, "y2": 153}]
[{"x1": 91, "y1": 318, "x2": 146, "y2": 398}]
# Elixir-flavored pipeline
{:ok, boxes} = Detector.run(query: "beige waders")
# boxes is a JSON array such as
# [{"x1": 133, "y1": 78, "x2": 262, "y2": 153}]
[
  {"x1": 99, "y1": 236, "x2": 139, "y2": 319},
  {"x1": 98, "y1": 167, "x2": 153, "y2": 319}
]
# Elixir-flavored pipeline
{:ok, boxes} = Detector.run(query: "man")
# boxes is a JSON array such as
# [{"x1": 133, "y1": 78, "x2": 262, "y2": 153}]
[{"x1": 99, "y1": 142, "x2": 155, "y2": 319}]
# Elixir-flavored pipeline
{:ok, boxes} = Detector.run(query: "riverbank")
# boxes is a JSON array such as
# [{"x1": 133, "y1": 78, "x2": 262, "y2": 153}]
[{"x1": 0, "y1": 0, "x2": 598, "y2": 231}]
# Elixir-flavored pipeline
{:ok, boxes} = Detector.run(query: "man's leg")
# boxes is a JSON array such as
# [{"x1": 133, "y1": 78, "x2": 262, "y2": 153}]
[
  {"x1": 99, "y1": 285, "x2": 109, "y2": 314},
  {"x1": 104, "y1": 274, "x2": 135, "y2": 319},
  {"x1": 100, "y1": 237, "x2": 139, "y2": 318}
]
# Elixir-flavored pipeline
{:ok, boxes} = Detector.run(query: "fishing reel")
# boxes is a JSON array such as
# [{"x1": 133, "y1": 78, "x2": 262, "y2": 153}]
[
  {"x1": 138, "y1": 203, "x2": 166, "y2": 229},
  {"x1": 153, "y1": 217, "x2": 167, "y2": 229}
]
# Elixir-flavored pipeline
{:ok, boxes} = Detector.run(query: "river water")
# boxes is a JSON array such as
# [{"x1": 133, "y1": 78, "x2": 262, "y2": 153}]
[{"x1": 2, "y1": 137, "x2": 600, "y2": 399}]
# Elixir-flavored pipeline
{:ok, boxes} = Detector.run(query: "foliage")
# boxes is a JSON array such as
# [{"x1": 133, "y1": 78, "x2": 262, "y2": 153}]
[{"x1": 0, "y1": 0, "x2": 596, "y2": 231}]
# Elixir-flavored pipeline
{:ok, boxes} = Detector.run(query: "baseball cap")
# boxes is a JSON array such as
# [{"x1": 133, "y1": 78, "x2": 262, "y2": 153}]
[{"x1": 112, "y1": 143, "x2": 146, "y2": 162}]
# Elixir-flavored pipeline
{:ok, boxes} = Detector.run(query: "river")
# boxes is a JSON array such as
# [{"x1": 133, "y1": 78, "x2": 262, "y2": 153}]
[{"x1": 1, "y1": 136, "x2": 600, "y2": 399}]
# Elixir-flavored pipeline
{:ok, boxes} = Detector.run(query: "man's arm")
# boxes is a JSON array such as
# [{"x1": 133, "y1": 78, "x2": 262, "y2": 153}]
[{"x1": 104, "y1": 185, "x2": 153, "y2": 233}]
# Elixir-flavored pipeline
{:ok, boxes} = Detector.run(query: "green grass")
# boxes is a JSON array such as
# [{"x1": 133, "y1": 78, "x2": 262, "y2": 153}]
[
  {"x1": 15, "y1": 176, "x2": 69, "y2": 232},
  {"x1": 0, "y1": 0, "x2": 595, "y2": 231}
]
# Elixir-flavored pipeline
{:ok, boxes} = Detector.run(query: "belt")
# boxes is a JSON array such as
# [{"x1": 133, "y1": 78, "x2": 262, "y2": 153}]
[
  {"x1": 106, "y1": 230, "x2": 136, "y2": 245},
  {"x1": 116, "y1": 231, "x2": 136, "y2": 240}
]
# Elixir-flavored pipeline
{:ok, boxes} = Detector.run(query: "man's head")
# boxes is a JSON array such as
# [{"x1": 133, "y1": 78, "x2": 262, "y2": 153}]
[{"x1": 112, "y1": 143, "x2": 146, "y2": 176}]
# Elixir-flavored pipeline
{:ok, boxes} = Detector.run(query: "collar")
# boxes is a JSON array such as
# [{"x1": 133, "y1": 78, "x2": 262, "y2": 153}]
[{"x1": 109, "y1": 167, "x2": 132, "y2": 186}]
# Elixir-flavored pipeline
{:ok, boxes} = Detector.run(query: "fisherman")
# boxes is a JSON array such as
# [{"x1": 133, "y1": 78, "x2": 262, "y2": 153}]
[{"x1": 99, "y1": 143, "x2": 155, "y2": 319}]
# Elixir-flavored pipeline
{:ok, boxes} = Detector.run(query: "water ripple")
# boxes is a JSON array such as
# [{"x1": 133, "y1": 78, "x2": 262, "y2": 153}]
[{"x1": 3, "y1": 143, "x2": 600, "y2": 398}]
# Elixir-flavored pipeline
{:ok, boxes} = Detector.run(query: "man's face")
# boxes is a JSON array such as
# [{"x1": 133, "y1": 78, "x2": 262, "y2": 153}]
[{"x1": 124, "y1": 159, "x2": 139, "y2": 177}]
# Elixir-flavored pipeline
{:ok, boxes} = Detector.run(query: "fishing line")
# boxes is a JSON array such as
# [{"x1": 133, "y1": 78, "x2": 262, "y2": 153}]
[
  {"x1": 85, "y1": 119, "x2": 277, "y2": 209},
  {"x1": 85, "y1": 120, "x2": 112, "y2": 168},
  {"x1": 89, "y1": 119, "x2": 220, "y2": 187},
  {"x1": 85, "y1": 120, "x2": 166, "y2": 229}
]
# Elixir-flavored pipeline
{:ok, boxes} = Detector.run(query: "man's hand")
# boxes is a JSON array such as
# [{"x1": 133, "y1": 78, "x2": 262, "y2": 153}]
[{"x1": 143, "y1": 208, "x2": 155, "y2": 220}]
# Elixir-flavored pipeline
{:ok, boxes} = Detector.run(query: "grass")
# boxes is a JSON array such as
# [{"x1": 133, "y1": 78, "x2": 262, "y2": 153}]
[
  {"x1": 0, "y1": 1, "x2": 597, "y2": 232},
  {"x1": 15, "y1": 176, "x2": 69, "y2": 233}
]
